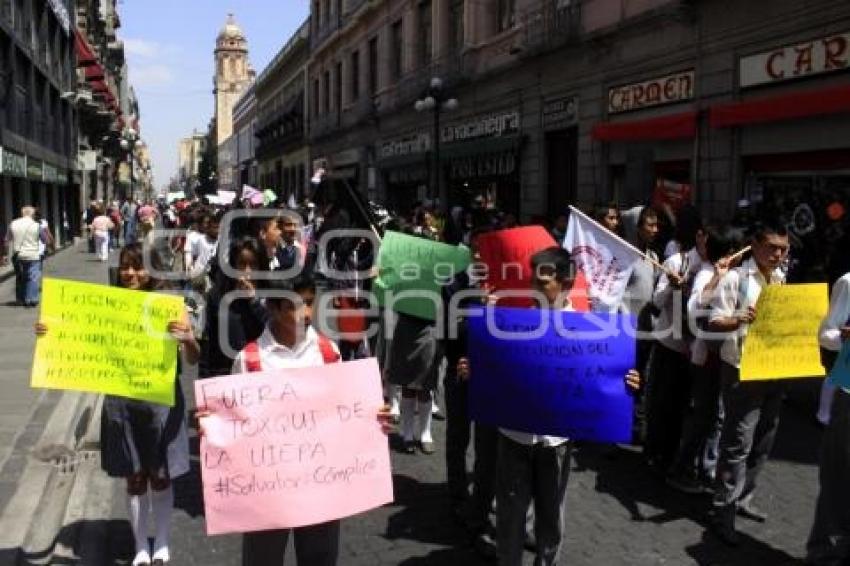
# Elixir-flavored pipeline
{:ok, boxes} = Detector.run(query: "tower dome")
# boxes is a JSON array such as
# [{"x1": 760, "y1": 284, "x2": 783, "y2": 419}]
[{"x1": 218, "y1": 13, "x2": 244, "y2": 41}]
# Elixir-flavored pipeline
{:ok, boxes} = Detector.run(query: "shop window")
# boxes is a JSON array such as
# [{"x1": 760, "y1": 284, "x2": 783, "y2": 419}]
[
  {"x1": 449, "y1": 0, "x2": 464, "y2": 51},
  {"x1": 350, "y1": 49, "x2": 360, "y2": 101},
  {"x1": 322, "y1": 70, "x2": 330, "y2": 113},
  {"x1": 368, "y1": 36, "x2": 378, "y2": 94},
  {"x1": 390, "y1": 19, "x2": 403, "y2": 82},
  {"x1": 497, "y1": 0, "x2": 515, "y2": 33}
]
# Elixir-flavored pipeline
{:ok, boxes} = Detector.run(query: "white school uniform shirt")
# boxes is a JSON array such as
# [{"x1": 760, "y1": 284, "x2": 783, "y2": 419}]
[
  {"x1": 709, "y1": 257, "x2": 785, "y2": 368},
  {"x1": 686, "y1": 261, "x2": 717, "y2": 366},
  {"x1": 820, "y1": 273, "x2": 850, "y2": 353},
  {"x1": 232, "y1": 325, "x2": 340, "y2": 374},
  {"x1": 820, "y1": 273, "x2": 850, "y2": 394},
  {"x1": 652, "y1": 248, "x2": 702, "y2": 355},
  {"x1": 499, "y1": 303, "x2": 574, "y2": 448}
]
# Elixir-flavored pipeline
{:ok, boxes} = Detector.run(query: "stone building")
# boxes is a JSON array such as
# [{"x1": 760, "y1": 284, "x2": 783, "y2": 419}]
[
  {"x1": 254, "y1": 19, "x2": 310, "y2": 201},
  {"x1": 303, "y1": 0, "x2": 850, "y2": 259},
  {"x1": 232, "y1": 82, "x2": 257, "y2": 190},
  {"x1": 0, "y1": 0, "x2": 78, "y2": 240}
]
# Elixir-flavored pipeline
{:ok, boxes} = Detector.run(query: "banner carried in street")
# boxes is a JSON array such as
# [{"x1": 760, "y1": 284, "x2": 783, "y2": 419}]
[
  {"x1": 374, "y1": 230, "x2": 471, "y2": 321},
  {"x1": 467, "y1": 307, "x2": 636, "y2": 443},
  {"x1": 477, "y1": 226, "x2": 556, "y2": 308},
  {"x1": 195, "y1": 358, "x2": 393, "y2": 535},
  {"x1": 31, "y1": 279, "x2": 184, "y2": 406},
  {"x1": 740, "y1": 283, "x2": 829, "y2": 381},
  {"x1": 563, "y1": 206, "x2": 644, "y2": 311}
]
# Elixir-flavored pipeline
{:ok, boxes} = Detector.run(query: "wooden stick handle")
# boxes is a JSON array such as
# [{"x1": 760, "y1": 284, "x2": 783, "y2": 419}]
[{"x1": 728, "y1": 245, "x2": 752, "y2": 262}]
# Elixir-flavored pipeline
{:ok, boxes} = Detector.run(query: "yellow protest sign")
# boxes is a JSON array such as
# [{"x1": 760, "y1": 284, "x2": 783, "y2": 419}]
[
  {"x1": 740, "y1": 283, "x2": 828, "y2": 381},
  {"x1": 31, "y1": 278, "x2": 185, "y2": 405}
]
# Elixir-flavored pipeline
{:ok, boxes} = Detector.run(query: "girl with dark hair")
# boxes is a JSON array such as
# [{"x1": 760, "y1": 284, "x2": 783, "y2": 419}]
[
  {"x1": 200, "y1": 237, "x2": 269, "y2": 379},
  {"x1": 35, "y1": 243, "x2": 199, "y2": 565}
]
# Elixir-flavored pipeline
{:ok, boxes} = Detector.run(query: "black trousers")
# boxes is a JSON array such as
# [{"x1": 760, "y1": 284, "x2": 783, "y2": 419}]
[
  {"x1": 807, "y1": 388, "x2": 850, "y2": 565},
  {"x1": 644, "y1": 343, "x2": 693, "y2": 473},
  {"x1": 241, "y1": 520, "x2": 340, "y2": 566}
]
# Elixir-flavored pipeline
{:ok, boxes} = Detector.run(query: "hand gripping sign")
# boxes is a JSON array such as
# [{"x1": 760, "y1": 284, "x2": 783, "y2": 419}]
[{"x1": 195, "y1": 358, "x2": 393, "y2": 535}]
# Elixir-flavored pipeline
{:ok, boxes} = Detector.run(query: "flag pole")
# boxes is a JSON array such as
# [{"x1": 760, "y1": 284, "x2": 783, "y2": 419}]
[{"x1": 567, "y1": 205, "x2": 671, "y2": 275}]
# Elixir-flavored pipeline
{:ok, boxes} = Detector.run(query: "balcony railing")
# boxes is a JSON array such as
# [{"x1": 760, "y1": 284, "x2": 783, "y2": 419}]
[{"x1": 520, "y1": 0, "x2": 582, "y2": 55}]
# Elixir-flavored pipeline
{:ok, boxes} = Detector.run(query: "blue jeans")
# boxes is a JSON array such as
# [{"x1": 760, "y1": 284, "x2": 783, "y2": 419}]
[{"x1": 15, "y1": 259, "x2": 41, "y2": 306}]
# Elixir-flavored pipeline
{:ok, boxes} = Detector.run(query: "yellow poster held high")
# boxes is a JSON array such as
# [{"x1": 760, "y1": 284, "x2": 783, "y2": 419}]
[
  {"x1": 31, "y1": 278, "x2": 184, "y2": 405},
  {"x1": 740, "y1": 283, "x2": 828, "y2": 381}
]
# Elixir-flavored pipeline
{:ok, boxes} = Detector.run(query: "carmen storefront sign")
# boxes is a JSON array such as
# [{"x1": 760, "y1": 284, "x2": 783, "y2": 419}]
[
  {"x1": 441, "y1": 111, "x2": 520, "y2": 144},
  {"x1": 740, "y1": 31, "x2": 849, "y2": 88},
  {"x1": 608, "y1": 70, "x2": 694, "y2": 114}
]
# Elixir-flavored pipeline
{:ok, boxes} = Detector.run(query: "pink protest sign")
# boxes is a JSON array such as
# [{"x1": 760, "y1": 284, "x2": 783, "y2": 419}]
[{"x1": 195, "y1": 358, "x2": 393, "y2": 535}]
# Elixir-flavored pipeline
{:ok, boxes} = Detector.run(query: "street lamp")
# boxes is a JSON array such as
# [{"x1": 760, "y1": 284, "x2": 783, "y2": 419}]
[
  {"x1": 415, "y1": 76, "x2": 458, "y2": 211},
  {"x1": 119, "y1": 127, "x2": 139, "y2": 201}
]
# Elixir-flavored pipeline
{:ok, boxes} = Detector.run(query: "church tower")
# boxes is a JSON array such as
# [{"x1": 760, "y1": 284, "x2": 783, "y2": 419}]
[{"x1": 213, "y1": 13, "x2": 255, "y2": 147}]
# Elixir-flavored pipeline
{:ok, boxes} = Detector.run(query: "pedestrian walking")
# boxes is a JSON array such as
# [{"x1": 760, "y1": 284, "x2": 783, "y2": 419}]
[
  {"x1": 708, "y1": 221, "x2": 789, "y2": 546},
  {"x1": 35, "y1": 243, "x2": 200, "y2": 566},
  {"x1": 91, "y1": 206, "x2": 115, "y2": 262},
  {"x1": 4, "y1": 206, "x2": 47, "y2": 307},
  {"x1": 123, "y1": 198, "x2": 139, "y2": 245}
]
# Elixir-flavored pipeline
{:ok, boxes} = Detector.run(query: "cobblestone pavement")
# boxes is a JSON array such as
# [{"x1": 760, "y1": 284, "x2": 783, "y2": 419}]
[{"x1": 89, "y1": 379, "x2": 822, "y2": 566}]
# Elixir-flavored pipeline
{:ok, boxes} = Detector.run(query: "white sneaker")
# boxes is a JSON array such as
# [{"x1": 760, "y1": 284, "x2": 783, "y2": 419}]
[
  {"x1": 132, "y1": 550, "x2": 152, "y2": 566},
  {"x1": 151, "y1": 546, "x2": 170, "y2": 564}
]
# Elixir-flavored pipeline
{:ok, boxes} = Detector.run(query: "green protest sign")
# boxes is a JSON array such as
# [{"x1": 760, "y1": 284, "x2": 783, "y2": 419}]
[{"x1": 374, "y1": 231, "x2": 470, "y2": 320}]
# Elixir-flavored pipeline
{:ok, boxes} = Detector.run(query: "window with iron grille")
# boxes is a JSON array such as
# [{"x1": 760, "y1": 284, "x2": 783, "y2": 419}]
[
  {"x1": 390, "y1": 19, "x2": 403, "y2": 81},
  {"x1": 350, "y1": 49, "x2": 360, "y2": 101},
  {"x1": 418, "y1": 1, "x2": 432, "y2": 67}
]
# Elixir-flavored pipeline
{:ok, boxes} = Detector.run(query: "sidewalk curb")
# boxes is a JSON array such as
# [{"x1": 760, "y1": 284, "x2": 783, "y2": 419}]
[{"x1": 0, "y1": 389, "x2": 100, "y2": 565}]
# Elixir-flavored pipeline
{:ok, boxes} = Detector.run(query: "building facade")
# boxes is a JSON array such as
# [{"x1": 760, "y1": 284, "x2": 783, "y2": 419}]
[
  {"x1": 232, "y1": 81, "x2": 257, "y2": 190},
  {"x1": 303, "y1": 0, "x2": 850, "y2": 257},
  {"x1": 0, "y1": 0, "x2": 78, "y2": 242},
  {"x1": 178, "y1": 130, "x2": 206, "y2": 189},
  {"x1": 255, "y1": 19, "x2": 310, "y2": 201}
]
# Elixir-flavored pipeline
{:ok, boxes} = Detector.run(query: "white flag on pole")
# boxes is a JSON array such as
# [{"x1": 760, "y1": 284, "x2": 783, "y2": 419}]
[{"x1": 564, "y1": 205, "x2": 643, "y2": 311}]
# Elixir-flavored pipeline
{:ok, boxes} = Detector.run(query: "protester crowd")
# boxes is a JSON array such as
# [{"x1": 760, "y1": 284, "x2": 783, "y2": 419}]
[{"x1": 16, "y1": 171, "x2": 850, "y2": 566}]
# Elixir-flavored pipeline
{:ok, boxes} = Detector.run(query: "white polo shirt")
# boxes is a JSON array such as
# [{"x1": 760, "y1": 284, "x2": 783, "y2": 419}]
[
  {"x1": 652, "y1": 248, "x2": 702, "y2": 354},
  {"x1": 709, "y1": 258, "x2": 785, "y2": 368},
  {"x1": 232, "y1": 325, "x2": 339, "y2": 374}
]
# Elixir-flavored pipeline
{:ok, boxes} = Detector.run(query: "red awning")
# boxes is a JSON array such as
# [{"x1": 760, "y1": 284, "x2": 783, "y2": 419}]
[
  {"x1": 710, "y1": 84, "x2": 850, "y2": 128},
  {"x1": 90, "y1": 79, "x2": 108, "y2": 93},
  {"x1": 84, "y1": 64, "x2": 104, "y2": 81},
  {"x1": 74, "y1": 29, "x2": 97, "y2": 67},
  {"x1": 592, "y1": 111, "x2": 698, "y2": 142}
]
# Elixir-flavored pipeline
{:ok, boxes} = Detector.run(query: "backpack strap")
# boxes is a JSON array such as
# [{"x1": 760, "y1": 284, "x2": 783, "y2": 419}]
[
  {"x1": 244, "y1": 341, "x2": 262, "y2": 372},
  {"x1": 317, "y1": 334, "x2": 341, "y2": 364}
]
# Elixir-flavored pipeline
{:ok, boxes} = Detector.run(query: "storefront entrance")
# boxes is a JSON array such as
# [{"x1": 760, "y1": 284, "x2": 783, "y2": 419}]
[{"x1": 745, "y1": 150, "x2": 850, "y2": 283}]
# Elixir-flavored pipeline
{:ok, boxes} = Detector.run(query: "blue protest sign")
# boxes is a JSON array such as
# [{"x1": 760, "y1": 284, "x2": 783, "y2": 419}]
[
  {"x1": 467, "y1": 307, "x2": 636, "y2": 444},
  {"x1": 827, "y1": 341, "x2": 850, "y2": 390}
]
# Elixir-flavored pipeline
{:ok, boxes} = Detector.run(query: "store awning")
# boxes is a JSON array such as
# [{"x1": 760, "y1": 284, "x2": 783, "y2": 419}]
[
  {"x1": 74, "y1": 29, "x2": 97, "y2": 66},
  {"x1": 592, "y1": 111, "x2": 698, "y2": 141},
  {"x1": 90, "y1": 79, "x2": 108, "y2": 93},
  {"x1": 84, "y1": 64, "x2": 104, "y2": 81},
  {"x1": 710, "y1": 84, "x2": 850, "y2": 128}
]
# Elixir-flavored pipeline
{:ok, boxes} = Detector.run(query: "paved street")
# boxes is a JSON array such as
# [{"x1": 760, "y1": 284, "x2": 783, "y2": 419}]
[{"x1": 0, "y1": 247, "x2": 811, "y2": 565}]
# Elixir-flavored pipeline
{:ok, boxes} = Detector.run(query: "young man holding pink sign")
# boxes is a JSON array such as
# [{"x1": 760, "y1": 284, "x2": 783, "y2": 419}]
[{"x1": 200, "y1": 274, "x2": 392, "y2": 566}]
